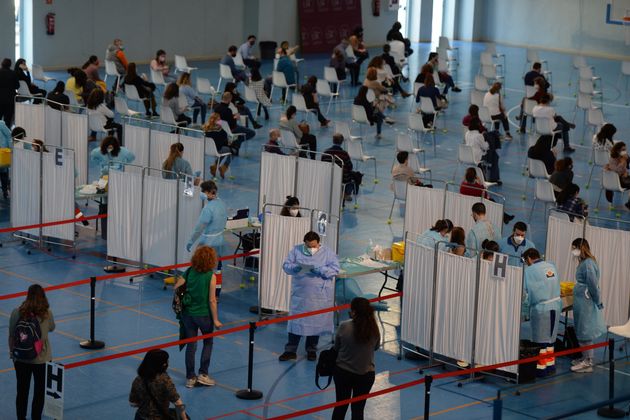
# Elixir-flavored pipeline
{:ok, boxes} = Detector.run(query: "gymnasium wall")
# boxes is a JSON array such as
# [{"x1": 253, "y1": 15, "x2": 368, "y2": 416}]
[
  {"x1": 476, "y1": 0, "x2": 629, "y2": 59},
  {"x1": 0, "y1": 1, "x2": 15, "y2": 61},
  {"x1": 29, "y1": 0, "x2": 398, "y2": 69}
]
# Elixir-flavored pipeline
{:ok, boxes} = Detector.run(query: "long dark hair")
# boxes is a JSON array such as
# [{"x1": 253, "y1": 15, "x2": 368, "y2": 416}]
[
  {"x1": 280, "y1": 196, "x2": 301, "y2": 217},
  {"x1": 163, "y1": 83, "x2": 179, "y2": 100},
  {"x1": 51, "y1": 81, "x2": 65, "y2": 95},
  {"x1": 82, "y1": 55, "x2": 98, "y2": 69},
  {"x1": 14, "y1": 58, "x2": 26, "y2": 72},
  {"x1": 596, "y1": 124, "x2": 616, "y2": 145},
  {"x1": 19, "y1": 284, "x2": 50, "y2": 319},
  {"x1": 163, "y1": 142, "x2": 183, "y2": 171},
  {"x1": 350, "y1": 297, "x2": 379, "y2": 344},
  {"x1": 137, "y1": 349, "x2": 169, "y2": 381},
  {"x1": 430, "y1": 219, "x2": 453, "y2": 234},
  {"x1": 557, "y1": 183, "x2": 579, "y2": 205},
  {"x1": 100, "y1": 136, "x2": 121, "y2": 157},
  {"x1": 86, "y1": 88, "x2": 104, "y2": 109},
  {"x1": 124, "y1": 63, "x2": 138, "y2": 83}
]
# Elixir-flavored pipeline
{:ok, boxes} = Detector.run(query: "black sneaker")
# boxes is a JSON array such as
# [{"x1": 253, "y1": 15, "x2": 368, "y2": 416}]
[
  {"x1": 278, "y1": 352, "x2": 297, "y2": 361},
  {"x1": 253, "y1": 122, "x2": 263, "y2": 129},
  {"x1": 564, "y1": 147, "x2": 576, "y2": 153},
  {"x1": 452, "y1": 86, "x2": 462, "y2": 92},
  {"x1": 307, "y1": 351, "x2": 317, "y2": 361}
]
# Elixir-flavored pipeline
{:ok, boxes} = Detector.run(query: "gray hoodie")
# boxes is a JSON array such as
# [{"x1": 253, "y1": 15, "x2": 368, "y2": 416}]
[{"x1": 106, "y1": 44, "x2": 125, "y2": 74}]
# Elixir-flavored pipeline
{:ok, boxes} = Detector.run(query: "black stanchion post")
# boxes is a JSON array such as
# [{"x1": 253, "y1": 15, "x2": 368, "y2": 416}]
[
  {"x1": 79, "y1": 277, "x2": 105, "y2": 349},
  {"x1": 236, "y1": 322, "x2": 263, "y2": 400},
  {"x1": 597, "y1": 339, "x2": 625, "y2": 418},
  {"x1": 424, "y1": 375, "x2": 433, "y2": 420},
  {"x1": 493, "y1": 390, "x2": 503, "y2": 420}
]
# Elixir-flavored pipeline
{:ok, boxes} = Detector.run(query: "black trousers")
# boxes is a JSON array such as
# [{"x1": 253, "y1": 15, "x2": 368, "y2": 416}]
[
  {"x1": 332, "y1": 367, "x2": 375, "y2": 420},
  {"x1": 0, "y1": 102, "x2": 15, "y2": 126},
  {"x1": 299, "y1": 133, "x2": 317, "y2": 160},
  {"x1": 98, "y1": 203, "x2": 108, "y2": 240},
  {"x1": 0, "y1": 170, "x2": 9, "y2": 197},
  {"x1": 14, "y1": 361, "x2": 46, "y2": 420}
]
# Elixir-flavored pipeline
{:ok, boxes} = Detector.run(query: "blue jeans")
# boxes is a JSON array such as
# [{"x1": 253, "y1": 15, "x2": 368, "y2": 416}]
[
  {"x1": 374, "y1": 111, "x2": 384, "y2": 134},
  {"x1": 181, "y1": 314, "x2": 214, "y2": 379},
  {"x1": 232, "y1": 124, "x2": 256, "y2": 141},
  {"x1": 284, "y1": 332, "x2": 319, "y2": 353}
]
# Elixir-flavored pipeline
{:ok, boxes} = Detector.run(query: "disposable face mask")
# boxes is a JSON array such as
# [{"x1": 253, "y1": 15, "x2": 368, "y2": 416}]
[
  {"x1": 289, "y1": 209, "x2": 299, "y2": 217},
  {"x1": 621, "y1": 150, "x2": 628, "y2": 156},
  {"x1": 571, "y1": 249, "x2": 581, "y2": 257},
  {"x1": 513, "y1": 235, "x2": 524, "y2": 245},
  {"x1": 159, "y1": 56, "x2": 165, "y2": 63},
  {"x1": 309, "y1": 247, "x2": 319, "y2": 255},
  {"x1": 107, "y1": 146, "x2": 114, "y2": 153}
]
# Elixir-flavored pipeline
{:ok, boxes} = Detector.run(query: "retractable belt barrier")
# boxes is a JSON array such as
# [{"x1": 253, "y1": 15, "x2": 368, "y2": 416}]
[{"x1": 0, "y1": 214, "x2": 107, "y2": 234}]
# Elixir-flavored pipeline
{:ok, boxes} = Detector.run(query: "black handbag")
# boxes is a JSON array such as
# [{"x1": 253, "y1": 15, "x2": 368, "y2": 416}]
[{"x1": 315, "y1": 348, "x2": 338, "y2": 390}]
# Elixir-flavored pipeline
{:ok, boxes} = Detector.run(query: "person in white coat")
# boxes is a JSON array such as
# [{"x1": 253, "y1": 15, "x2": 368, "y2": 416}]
[
  {"x1": 483, "y1": 82, "x2": 512, "y2": 140},
  {"x1": 279, "y1": 231, "x2": 340, "y2": 362}
]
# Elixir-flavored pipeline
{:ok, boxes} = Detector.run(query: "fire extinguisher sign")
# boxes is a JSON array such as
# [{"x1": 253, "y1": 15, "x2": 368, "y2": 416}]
[{"x1": 46, "y1": 13, "x2": 55, "y2": 36}]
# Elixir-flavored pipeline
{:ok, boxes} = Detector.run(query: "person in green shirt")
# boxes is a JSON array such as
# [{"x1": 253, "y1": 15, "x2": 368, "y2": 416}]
[{"x1": 175, "y1": 246, "x2": 222, "y2": 389}]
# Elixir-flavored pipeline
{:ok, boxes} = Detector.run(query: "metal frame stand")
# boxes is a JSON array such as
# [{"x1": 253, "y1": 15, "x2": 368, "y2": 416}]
[
  {"x1": 235, "y1": 322, "x2": 263, "y2": 400},
  {"x1": 79, "y1": 276, "x2": 105, "y2": 349}
]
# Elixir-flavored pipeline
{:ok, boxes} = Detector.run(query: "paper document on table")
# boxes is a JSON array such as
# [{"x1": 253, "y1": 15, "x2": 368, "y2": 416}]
[{"x1": 355, "y1": 255, "x2": 391, "y2": 269}]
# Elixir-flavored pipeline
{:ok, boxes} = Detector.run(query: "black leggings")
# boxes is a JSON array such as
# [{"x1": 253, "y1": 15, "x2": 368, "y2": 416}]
[
  {"x1": 14, "y1": 361, "x2": 46, "y2": 420},
  {"x1": 332, "y1": 367, "x2": 375, "y2": 420}
]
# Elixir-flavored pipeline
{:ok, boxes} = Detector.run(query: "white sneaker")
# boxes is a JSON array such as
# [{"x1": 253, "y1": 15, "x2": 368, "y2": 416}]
[
  {"x1": 570, "y1": 358, "x2": 583, "y2": 366},
  {"x1": 196, "y1": 374, "x2": 216, "y2": 386},
  {"x1": 185, "y1": 376, "x2": 197, "y2": 388},
  {"x1": 570, "y1": 359, "x2": 593, "y2": 373}
]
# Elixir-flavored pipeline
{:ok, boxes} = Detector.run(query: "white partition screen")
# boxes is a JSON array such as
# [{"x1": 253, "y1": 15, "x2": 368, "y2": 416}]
[
  {"x1": 62, "y1": 112, "x2": 88, "y2": 185},
  {"x1": 258, "y1": 152, "x2": 296, "y2": 213},
  {"x1": 107, "y1": 170, "x2": 142, "y2": 262},
  {"x1": 15, "y1": 103, "x2": 45, "y2": 141},
  {"x1": 149, "y1": 130, "x2": 177, "y2": 171},
  {"x1": 296, "y1": 158, "x2": 334, "y2": 215},
  {"x1": 177, "y1": 186, "x2": 203, "y2": 264},
  {"x1": 124, "y1": 124, "x2": 150, "y2": 168},
  {"x1": 443, "y1": 191, "x2": 503, "y2": 235},
  {"x1": 179, "y1": 134, "x2": 204, "y2": 176},
  {"x1": 401, "y1": 241, "x2": 436, "y2": 351},
  {"x1": 142, "y1": 175, "x2": 178, "y2": 267},
  {"x1": 403, "y1": 186, "x2": 444, "y2": 237},
  {"x1": 475, "y1": 261, "x2": 523, "y2": 374},
  {"x1": 10, "y1": 148, "x2": 41, "y2": 237},
  {"x1": 432, "y1": 251, "x2": 476, "y2": 363},
  {"x1": 545, "y1": 215, "x2": 583, "y2": 284},
  {"x1": 44, "y1": 107, "x2": 62, "y2": 147},
  {"x1": 259, "y1": 213, "x2": 311, "y2": 312},
  {"x1": 41, "y1": 149, "x2": 74, "y2": 241},
  {"x1": 330, "y1": 164, "x2": 343, "y2": 218}
]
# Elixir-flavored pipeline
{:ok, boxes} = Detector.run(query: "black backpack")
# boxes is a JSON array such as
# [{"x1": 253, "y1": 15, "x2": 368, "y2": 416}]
[
  {"x1": 12, "y1": 314, "x2": 43, "y2": 360},
  {"x1": 172, "y1": 269, "x2": 191, "y2": 318},
  {"x1": 316, "y1": 348, "x2": 337, "y2": 390}
]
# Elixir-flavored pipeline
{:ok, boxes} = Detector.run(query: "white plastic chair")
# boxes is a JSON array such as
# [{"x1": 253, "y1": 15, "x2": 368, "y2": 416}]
[
  {"x1": 454, "y1": 144, "x2": 478, "y2": 182},
  {"x1": 150, "y1": 69, "x2": 167, "y2": 88},
  {"x1": 205, "y1": 135, "x2": 232, "y2": 179},
  {"x1": 346, "y1": 137, "x2": 377, "y2": 182},
  {"x1": 104, "y1": 60, "x2": 122, "y2": 92},
  {"x1": 572, "y1": 92, "x2": 593, "y2": 124},
  {"x1": 524, "y1": 49, "x2": 547, "y2": 74},
  {"x1": 596, "y1": 170, "x2": 630, "y2": 209},
  {"x1": 478, "y1": 106, "x2": 494, "y2": 130},
  {"x1": 124, "y1": 84, "x2": 143, "y2": 111},
  {"x1": 174, "y1": 55, "x2": 198, "y2": 73},
  {"x1": 324, "y1": 66, "x2": 344, "y2": 97},
  {"x1": 316, "y1": 79, "x2": 338, "y2": 114},
  {"x1": 524, "y1": 158, "x2": 551, "y2": 198},
  {"x1": 388, "y1": 40, "x2": 408, "y2": 74},
  {"x1": 586, "y1": 148, "x2": 611, "y2": 188},
  {"x1": 32, "y1": 64, "x2": 55, "y2": 85},
  {"x1": 217, "y1": 64, "x2": 234, "y2": 93},
  {"x1": 408, "y1": 113, "x2": 436, "y2": 155},
  {"x1": 419, "y1": 97, "x2": 443, "y2": 131},
  {"x1": 474, "y1": 75, "x2": 489, "y2": 92},
  {"x1": 525, "y1": 85, "x2": 536, "y2": 98},
  {"x1": 243, "y1": 85, "x2": 260, "y2": 110},
  {"x1": 233, "y1": 53, "x2": 246, "y2": 69},
  {"x1": 335, "y1": 121, "x2": 361, "y2": 142},
  {"x1": 114, "y1": 96, "x2": 142, "y2": 117},
  {"x1": 410, "y1": 82, "x2": 423, "y2": 111},
  {"x1": 388, "y1": 180, "x2": 408, "y2": 221},
  {"x1": 197, "y1": 77, "x2": 217, "y2": 109},
  {"x1": 529, "y1": 179, "x2": 556, "y2": 221},
  {"x1": 351, "y1": 105, "x2": 371, "y2": 137},
  {"x1": 292, "y1": 94, "x2": 316, "y2": 123},
  {"x1": 480, "y1": 64, "x2": 504, "y2": 86},
  {"x1": 607, "y1": 318, "x2": 630, "y2": 360},
  {"x1": 17, "y1": 81, "x2": 42, "y2": 101},
  {"x1": 470, "y1": 90, "x2": 485, "y2": 107},
  {"x1": 585, "y1": 108, "x2": 605, "y2": 143},
  {"x1": 569, "y1": 56, "x2": 588, "y2": 86},
  {"x1": 161, "y1": 106, "x2": 186, "y2": 127},
  {"x1": 535, "y1": 117, "x2": 562, "y2": 138},
  {"x1": 218, "y1": 120, "x2": 248, "y2": 156},
  {"x1": 270, "y1": 71, "x2": 295, "y2": 104},
  {"x1": 522, "y1": 99, "x2": 537, "y2": 132},
  {"x1": 438, "y1": 36, "x2": 459, "y2": 62},
  {"x1": 87, "y1": 109, "x2": 109, "y2": 141}
]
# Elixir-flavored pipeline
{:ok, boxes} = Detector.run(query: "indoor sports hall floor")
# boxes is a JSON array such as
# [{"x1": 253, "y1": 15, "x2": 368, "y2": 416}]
[{"x1": 1, "y1": 40, "x2": 630, "y2": 419}]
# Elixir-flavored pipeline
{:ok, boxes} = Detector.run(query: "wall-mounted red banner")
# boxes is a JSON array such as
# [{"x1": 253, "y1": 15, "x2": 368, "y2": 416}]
[{"x1": 299, "y1": 0, "x2": 363, "y2": 54}]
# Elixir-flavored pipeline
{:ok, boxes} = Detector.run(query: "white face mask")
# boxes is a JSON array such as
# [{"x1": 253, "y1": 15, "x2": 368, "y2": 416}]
[
  {"x1": 309, "y1": 247, "x2": 319, "y2": 255},
  {"x1": 571, "y1": 249, "x2": 581, "y2": 257},
  {"x1": 107, "y1": 146, "x2": 114, "y2": 153},
  {"x1": 289, "y1": 209, "x2": 299, "y2": 217},
  {"x1": 513, "y1": 235, "x2": 525, "y2": 245},
  {"x1": 621, "y1": 150, "x2": 628, "y2": 156}
]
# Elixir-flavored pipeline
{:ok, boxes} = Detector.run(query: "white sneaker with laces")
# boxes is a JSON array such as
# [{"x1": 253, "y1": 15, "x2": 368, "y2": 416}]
[
  {"x1": 570, "y1": 359, "x2": 593, "y2": 373},
  {"x1": 185, "y1": 376, "x2": 197, "y2": 388},
  {"x1": 570, "y1": 358, "x2": 583, "y2": 366},
  {"x1": 196, "y1": 374, "x2": 216, "y2": 386}
]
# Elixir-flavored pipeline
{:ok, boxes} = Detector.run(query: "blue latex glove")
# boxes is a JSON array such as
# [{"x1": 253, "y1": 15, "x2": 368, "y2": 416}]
[
  {"x1": 597, "y1": 302, "x2": 604, "y2": 310},
  {"x1": 310, "y1": 267, "x2": 321, "y2": 277},
  {"x1": 186, "y1": 242, "x2": 193, "y2": 253},
  {"x1": 291, "y1": 265, "x2": 302, "y2": 274}
]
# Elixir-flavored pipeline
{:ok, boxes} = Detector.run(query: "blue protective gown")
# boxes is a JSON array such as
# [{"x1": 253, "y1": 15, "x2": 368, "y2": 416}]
[
  {"x1": 524, "y1": 260, "x2": 562, "y2": 344},
  {"x1": 497, "y1": 236, "x2": 536, "y2": 266},
  {"x1": 466, "y1": 219, "x2": 501, "y2": 252},
  {"x1": 283, "y1": 244, "x2": 340, "y2": 336},
  {"x1": 90, "y1": 146, "x2": 136, "y2": 176},
  {"x1": 417, "y1": 229, "x2": 446, "y2": 250},
  {"x1": 0, "y1": 120, "x2": 11, "y2": 148},
  {"x1": 573, "y1": 258, "x2": 607, "y2": 342},
  {"x1": 187, "y1": 197, "x2": 227, "y2": 250}
]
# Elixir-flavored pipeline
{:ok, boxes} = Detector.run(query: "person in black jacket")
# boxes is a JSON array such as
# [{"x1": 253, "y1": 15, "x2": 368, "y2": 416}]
[
  {"x1": 46, "y1": 81, "x2": 70, "y2": 111},
  {"x1": 527, "y1": 135, "x2": 557, "y2": 175},
  {"x1": 386, "y1": 21, "x2": 413, "y2": 56},
  {"x1": 322, "y1": 133, "x2": 363, "y2": 200},
  {"x1": 301, "y1": 76, "x2": 330, "y2": 127},
  {"x1": 224, "y1": 82, "x2": 262, "y2": 129},
  {"x1": 14, "y1": 59, "x2": 46, "y2": 100},
  {"x1": 353, "y1": 86, "x2": 385, "y2": 138},
  {"x1": 123, "y1": 62, "x2": 158, "y2": 117},
  {"x1": 213, "y1": 92, "x2": 255, "y2": 141},
  {"x1": 0, "y1": 58, "x2": 20, "y2": 125}
]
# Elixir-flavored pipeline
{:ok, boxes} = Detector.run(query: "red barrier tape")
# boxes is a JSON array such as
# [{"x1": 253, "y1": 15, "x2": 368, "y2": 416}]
[
  {"x1": 265, "y1": 341, "x2": 609, "y2": 420},
  {"x1": 63, "y1": 292, "x2": 402, "y2": 370},
  {"x1": 0, "y1": 214, "x2": 107, "y2": 234},
  {"x1": 0, "y1": 250, "x2": 260, "y2": 301}
]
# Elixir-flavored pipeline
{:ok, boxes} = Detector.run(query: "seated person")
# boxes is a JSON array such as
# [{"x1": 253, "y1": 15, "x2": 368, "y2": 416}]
[
  {"x1": 497, "y1": 221, "x2": 536, "y2": 266},
  {"x1": 264, "y1": 128, "x2": 285, "y2": 155},
  {"x1": 368, "y1": 55, "x2": 410, "y2": 98},
  {"x1": 14, "y1": 59, "x2": 47, "y2": 99},
  {"x1": 220, "y1": 46, "x2": 247, "y2": 83},
  {"x1": 426, "y1": 52, "x2": 461, "y2": 94},
  {"x1": 329, "y1": 48, "x2": 347, "y2": 82},
  {"x1": 46, "y1": 81, "x2": 70, "y2": 111},
  {"x1": 178, "y1": 72, "x2": 207, "y2": 125},
  {"x1": 224, "y1": 82, "x2": 262, "y2": 129},
  {"x1": 203, "y1": 112, "x2": 235, "y2": 176},
  {"x1": 593, "y1": 123, "x2": 616, "y2": 152},
  {"x1": 386, "y1": 21, "x2": 413, "y2": 56},
  {"x1": 483, "y1": 82, "x2": 512, "y2": 140},
  {"x1": 416, "y1": 73, "x2": 445, "y2": 127},
  {"x1": 532, "y1": 93, "x2": 575, "y2": 153},
  {"x1": 238, "y1": 35, "x2": 261, "y2": 69},
  {"x1": 417, "y1": 219, "x2": 453, "y2": 249},
  {"x1": 123, "y1": 63, "x2": 158, "y2": 117},
  {"x1": 462, "y1": 104, "x2": 486, "y2": 133},
  {"x1": 557, "y1": 183, "x2": 588, "y2": 221},
  {"x1": 353, "y1": 86, "x2": 385, "y2": 138},
  {"x1": 549, "y1": 157, "x2": 574, "y2": 197},
  {"x1": 449, "y1": 227, "x2": 468, "y2": 257},
  {"x1": 214, "y1": 92, "x2": 255, "y2": 143},
  {"x1": 460, "y1": 167, "x2": 514, "y2": 224},
  {"x1": 527, "y1": 134, "x2": 556, "y2": 175},
  {"x1": 162, "y1": 83, "x2": 191, "y2": 126},
  {"x1": 279, "y1": 106, "x2": 317, "y2": 159},
  {"x1": 391, "y1": 151, "x2": 431, "y2": 187},
  {"x1": 150, "y1": 49, "x2": 175, "y2": 82},
  {"x1": 301, "y1": 76, "x2": 330, "y2": 127},
  {"x1": 481, "y1": 239, "x2": 500, "y2": 261},
  {"x1": 518, "y1": 75, "x2": 549, "y2": 132},
  {"x1": 363, "y1": 66, "x2": 396, "y2": 116},
  {"x1": 604, "y1": 142, "x2": 630, "y2": 209},
  {"x1": 524, "y1": 62, "x2": 550, "y2": 89},
  {"x1": 86, "y1": 88, "x2": 123, "y2": 140},
  {"x1": 465, "y1": 117, "x2": 501, "y2": 183},
  {"x1": 322, "y1": 133, "x2": 363, "y2": 200},
  {"x1": 333, "y1": 39, "x2": 359, "y2": 86},
  {"x1": 381, "y1": 44, "x2": 403, "y2": 81}
]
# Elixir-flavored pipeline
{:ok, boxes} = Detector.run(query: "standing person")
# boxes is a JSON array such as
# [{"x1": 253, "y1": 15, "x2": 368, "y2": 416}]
[
  {"x1": 466, "y1": 202, "x2": 501, "y2": 252},
  {"x1": 175, "y1": 246, "x2": 223, "y2": 388},
  {"x1": 249, "y1": 68, "x2": 272, "y2": 121},
  {"x1": 129, "y1": 349, "x2": 188, "y2": 420},
  {"x1": 186, "y1": 181, "x2": 228, "y2": 297},
  {"x1": 483, "y1": 82, "x2": 512, "y2": 140},
  {"x1": 522, "y1": 248, "x2": 561, "y2": 377},
  {"x1": 279, "y1": 231, "x2": 340, "y2": 361},
  {"x1": 570, "y1": 238, "x2": 607, "y2": 373},
  {"x1": 497, "y1": 222, "x2": 536, "y2": 266},
  {"x1": 238, "y1": 35, "x2": 261, "y2": 69},
  {"x1": 0, "y1": 58, "x2": 20, "y2": 125},
  {"x1": 329, "y1": 47, "x2": 348, "y2": 82},
  {"x1": 331, "y1": 297, "x2": 380, "y2": 420},
  {"x1": 9, "y1": 285, "x2": 55, "y2": 420}
]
